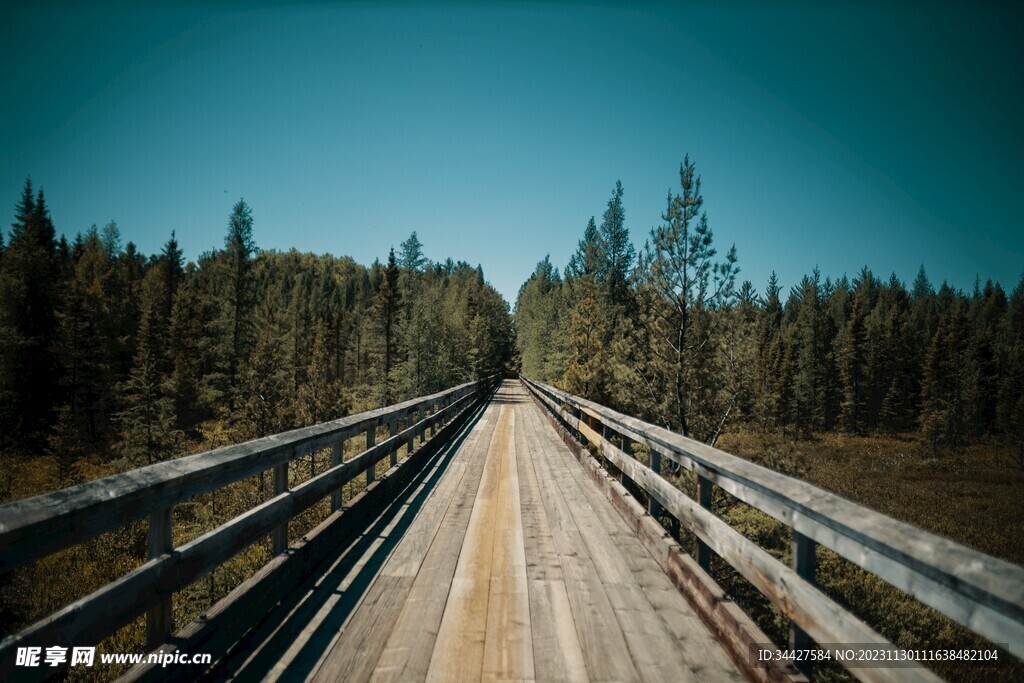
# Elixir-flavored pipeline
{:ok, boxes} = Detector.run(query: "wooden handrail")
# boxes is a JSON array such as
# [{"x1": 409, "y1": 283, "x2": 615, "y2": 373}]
[
  {"x1": 521, "y1": 375, "x2": 1024, "y2": 672},
  {"x1": 0, "y1": 375, "x2": 498, "y2": 677},
  {"x1": 0, "y1": 380, "x2": 488, "y2": 573}
]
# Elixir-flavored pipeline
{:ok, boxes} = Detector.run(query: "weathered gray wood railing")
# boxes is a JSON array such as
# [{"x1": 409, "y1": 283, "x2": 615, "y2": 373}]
[
  {"x1": 521, "y1": 376, "x2": 1024, "y2": 682},
  {"x1": 0, "y1": 376, "x2": 497, "y2": 679}
]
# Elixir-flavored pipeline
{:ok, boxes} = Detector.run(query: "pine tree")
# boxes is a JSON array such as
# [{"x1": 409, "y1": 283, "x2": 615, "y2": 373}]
[
  {"x1": 789, "y1": 272, "x2": 837, "y2": 433},
  {"x1": 223, "y1": 199, "x2": 256, "y2": 409},
  {"x1": 168, "y1": 270, "x2": 210, "y2": 428},
  {"x1": 399, "y1": 231, "x2": 427, "y2": 273},
  {"x1": 48, "y1": 406, "x2": 84, "y2": 488},
  {"x1": 116, "y1": 356, "x2": 182, "y2": 466},
  {"x1": 399, "y1": 232, "x2": 428, "y2": 393},
  {"x1": 296, "y1": 323, "x2": 348, "y2": 427},
  {"x1": 162, "y1": 231, "x2": 184, "y2": 323},
  {"x1": 756, "y1": 272, "x2": 786, "y2": 429},
  {"x1": 920, "y1": 301, "x2": 971, "y2": 454},
  {"x1": 115, "y1": 298, "x2": 183, "y2": 467},
  {"x1": 375, "y1": 248, "x2": 402, "y2": 404},
  {"x1": 966, "y1": 281, "x2": 1006, "y2": 436},
  {"x1": 879, "y1": 293, "x2": 918, "y2": 431},
  {"x1": 563, "y1": 284, "x2": 608, "y2": 399},
  {"x1": 599, "y1": 180, "x2": 635, "y2": 308},
  {"x1": 240, "y1": 298, "x2": 292, "y2": 438},
  {"x1": 1, "y1": 180, "x2": 60, "y2": 442},
  {"x1": 515, "y1": 256, "x2": 566, "y2": 383},
  {"x1": 997, "y1": 275, "x2": 1024, "y2": 466},
  {"x1": 565, "y1": 217, "x2": 604, "y2": 282},
  {"x1": 634, "y1": 155, "x2": 738, "y2": 439},
  {"x1": 840, "y1": 290, "x2": 869, "y2": 432}
]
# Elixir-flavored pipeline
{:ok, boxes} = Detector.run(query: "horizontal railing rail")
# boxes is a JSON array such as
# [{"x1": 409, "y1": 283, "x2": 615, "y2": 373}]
[
  {"x1": 521, "y1": 375, "x2": 1024, "y2": 681},
  {"x1": 0, "y1": 375, "x2": 498, "y2": 676}
]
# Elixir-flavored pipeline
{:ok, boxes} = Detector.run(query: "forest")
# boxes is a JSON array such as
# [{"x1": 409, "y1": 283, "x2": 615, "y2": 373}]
[
  {"x1": 0, "y1": 179, "x2": 513, "y2": 485},
  {"x1": 515, "y1": 156, "x2": 1024, "y2": 461}
]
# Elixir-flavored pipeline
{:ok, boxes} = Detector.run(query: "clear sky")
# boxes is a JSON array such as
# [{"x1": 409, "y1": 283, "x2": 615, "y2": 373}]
[{"x1": 2, "y1": 1, "x2": 1021, "y2": 305}]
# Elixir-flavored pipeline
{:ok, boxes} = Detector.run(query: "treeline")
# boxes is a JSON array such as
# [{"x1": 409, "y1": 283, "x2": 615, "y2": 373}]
[
  {"x1": 515, "y1": 156, "x2": 1024, "y2": 459},
  {"x1": 0, "y1": 179, "x2": 513, "y2": 483}
]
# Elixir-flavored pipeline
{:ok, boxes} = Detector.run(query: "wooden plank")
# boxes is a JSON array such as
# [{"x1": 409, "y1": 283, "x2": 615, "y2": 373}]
[
  {"x1": 239, "y1": 413, "x2": 484, "y2": 681},
  {"x1": 366, "y1": 423, "x2": 377, "y2": 485},
  {"x1": 425, "y1": 404, "x2": 510, "y2": 682},
  {"x1": 520, "y1": 397, "x2": 640, "y2": 683},
  {"x1": 526, "y1": 401, "x2": 747, "y2": 683},
  {"x1": 306, "y1": 397, "x2": 497, "y2": 683},
  {"x1": 389, "y1": 415, "x2": 399, "y2": 467},
  {"x1": 790, "y1": 530, "x2": 817, "y2": 678},
  {"x1": 523, "y1": 398, "x2": 736, "y2": 683},
  {"x1": 218, "y1": 395, "x2": 490, "y2": 682},
  {"x1": 273, "y1": 462, "x2": 290, "y2": 554},
  {"x1": 370, "y1": 404, "x2": 499, "y2": 682},
  {"x1": 577, "y1": 419, "x2": 602, "y2": 450},
  {"x1": 514, "y1": 397, "x2": 590, "y2": 683},
  {"x1": 481, "y1": 406, "x2": 534, "y2": 682},
  {"x1": 696, "y1": 474, "x2": 713, "y2": 571}
]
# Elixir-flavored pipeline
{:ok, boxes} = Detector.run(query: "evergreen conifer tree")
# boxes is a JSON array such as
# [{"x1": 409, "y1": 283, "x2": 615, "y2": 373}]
[
  {"x1": 375, "y1": 248, "x2": 402, "y2": 404},
  {"x1": 223, "y1": 199, "x2": 256, "y2": 409},
  {"x1": 633, "y1": 155, "x2": 738, "y2": 439}
]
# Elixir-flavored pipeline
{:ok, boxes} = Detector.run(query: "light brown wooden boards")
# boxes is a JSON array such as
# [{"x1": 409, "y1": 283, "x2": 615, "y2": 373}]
[
  {"x1": 518, "y1": 393, "x2": 641, "y2": 683},
  {"x1": 309, "y1": 399, "x2": 501, "y2": 682},
  {"x1": 370, "y1": 404, "x2": 502, "y2": 682},
  {"x1": 515, "y1": 395, "x2": 591, "y2": 683},
  {"x1": 248, "y1": 381, "x2": 752, "y2": 683},
  {"x1": 426, "y1": 399, "x2": 534, "y2": 681},
  {"x1": 521, "y1": 399, "x2": 745, "y2": 683}
]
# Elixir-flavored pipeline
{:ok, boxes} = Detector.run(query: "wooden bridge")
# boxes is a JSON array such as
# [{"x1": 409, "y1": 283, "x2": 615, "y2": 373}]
[{"x1": 1, "y1": 378, "x2": 1022, "y2": 681}]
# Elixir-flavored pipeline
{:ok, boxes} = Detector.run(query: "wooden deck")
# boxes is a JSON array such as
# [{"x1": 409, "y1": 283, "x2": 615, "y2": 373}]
[{"x1": 210, "y1": 381, "x2": 745, "y2": 682}]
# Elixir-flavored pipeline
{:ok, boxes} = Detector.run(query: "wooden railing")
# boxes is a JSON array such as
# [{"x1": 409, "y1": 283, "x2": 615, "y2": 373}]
[
  {"x1": 521, "y1": 376, "x2": 1024, "y2": 682},
  {"x1": 0, "y1": 376, "x2": 497, "y2": 679}
]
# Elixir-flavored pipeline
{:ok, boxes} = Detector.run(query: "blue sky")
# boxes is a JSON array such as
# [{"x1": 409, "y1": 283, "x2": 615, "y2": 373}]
[{"x1": 2, "y1": 1, "x2": 1021, "y2": 305}]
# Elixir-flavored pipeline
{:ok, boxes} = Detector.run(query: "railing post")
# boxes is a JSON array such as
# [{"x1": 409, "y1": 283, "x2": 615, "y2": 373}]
[
  {"x1": 366, "y1": 423, "x2": 376, "y2": 485},
  {"x1": 649, "y1": 449, "x2": 662, "y2": 518},
  {"x1": 146, "y1": 507, "x2": 173, "y2": 650},
  {"x1": 272, "y1": 461, "x2": 289, "y2": 554},
  {"x1": 696, "y1": 475, "x2": 713, "y2": 571},
  {"x1": 438, "y1": 397, "x2": 449, "y2": 431},
  {"x1": 790, "y1": 530, "x2": 818, "y2": 677},
  {"x1": 389, "y1": 414, "x2": 399, "y2": 467},
  {"x1": 330, "y1": 438, "x2": 346, "y2": 512},
  {"x1": 417, "y1": 404, "x2": 426, "y2": 448},
  {"x1": 621, "y1": 436, "x2": 633, "y2": 492}
]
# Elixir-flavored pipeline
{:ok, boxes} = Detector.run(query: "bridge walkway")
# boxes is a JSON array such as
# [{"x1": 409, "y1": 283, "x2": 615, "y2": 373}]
[{"x1": 209, "y1": 380, "x2": 746, "y2": 682}]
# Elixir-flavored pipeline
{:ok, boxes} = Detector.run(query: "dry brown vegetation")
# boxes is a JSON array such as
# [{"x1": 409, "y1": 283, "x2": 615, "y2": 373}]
[
  {"x1": 707, "y1": 430, "x2": 1024, "y2": 682},
  {"x1": 0, "y1": 423, "x2": 425, "y2": 682},
  {"x1": 3, "y1": 424, "x2": 1021, "y2": 681}
]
